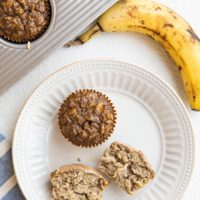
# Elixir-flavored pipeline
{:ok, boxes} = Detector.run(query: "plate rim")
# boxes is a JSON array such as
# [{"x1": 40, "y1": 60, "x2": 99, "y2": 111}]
[{"x1": 12, "y1": 59, "x2": 195, "y2": 200}]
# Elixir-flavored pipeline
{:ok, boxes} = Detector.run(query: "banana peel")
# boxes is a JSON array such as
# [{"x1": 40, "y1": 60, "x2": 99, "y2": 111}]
[{"x1": 77, "y1": 0, "x2": 200, "y2": 110}]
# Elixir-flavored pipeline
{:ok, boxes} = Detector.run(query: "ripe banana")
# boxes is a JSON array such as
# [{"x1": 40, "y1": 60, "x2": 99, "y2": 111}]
[{"x1": 78, "y1": 0, "x2": 200, "y2": 110}]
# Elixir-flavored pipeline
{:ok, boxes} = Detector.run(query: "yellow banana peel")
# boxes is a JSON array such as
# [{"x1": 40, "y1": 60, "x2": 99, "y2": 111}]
[{"x1": 79, "y1": 0, "x2": 200, "y2": 110}]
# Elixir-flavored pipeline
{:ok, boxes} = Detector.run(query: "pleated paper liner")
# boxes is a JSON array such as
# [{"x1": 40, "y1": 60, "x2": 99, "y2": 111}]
[
  {"x1": 0, "y1": 0, "x2": 51, "y2": 43},
  {"x1": 58, "y1": 89, "x2": 117, "y2": 148}
]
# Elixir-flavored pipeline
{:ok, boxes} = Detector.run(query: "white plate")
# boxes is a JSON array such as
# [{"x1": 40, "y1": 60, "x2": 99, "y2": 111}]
[{"x1": 13, "y1": 60, "x2": 194, "y2": 200}]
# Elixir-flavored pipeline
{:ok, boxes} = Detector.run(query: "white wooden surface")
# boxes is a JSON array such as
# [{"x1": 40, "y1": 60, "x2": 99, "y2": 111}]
[{"x1": 0, "y1": 0, "x2": 199, "y2": 199}]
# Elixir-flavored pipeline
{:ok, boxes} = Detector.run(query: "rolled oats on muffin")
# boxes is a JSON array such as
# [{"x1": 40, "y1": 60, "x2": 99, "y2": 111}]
[
  {"x1": 0, "y1": 0, "x2": 51, "y2": 43},
  {"x1": 50, "y1": 164, "x2": 109, "y2": 200},
  {"x1": 99, "y1": 142, "x2": 155, "y2": 195},
  {"x1": 58, "y1": 89, "x2": 117, "y2": 147}
]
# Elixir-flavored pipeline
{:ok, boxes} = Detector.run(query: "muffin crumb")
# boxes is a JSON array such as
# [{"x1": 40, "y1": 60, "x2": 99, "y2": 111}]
[
  {"x1": 99, "y1": 142, "x2": 155, "y2": 195},
  {"x1": 50, "y1": 164, "x2": 108, "y2": 200},
  {"x1": 27, "y1": 41, "x2": 31, "y2": 49}
]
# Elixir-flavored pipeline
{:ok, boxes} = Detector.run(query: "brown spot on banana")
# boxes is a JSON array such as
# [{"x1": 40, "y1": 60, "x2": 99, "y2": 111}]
[
  {"x1": 187, "y1": 28, "x2": 200, "y2": 42},
  {"x1": 155, "y1": 7, "x2": 161, "y2": 11},
  {"x1": 119, "y1": 0, "x2": 128, "y2": 4},
  {"x1": 140, "y1": 20, "x2": 145, "y2": 25},
  {"x1": 168, "y1": 10, "x2": 177, "y2": 19},
  {"x1": 127, "y1": 10, "x2": 133, "y2": 18},
  {"x1": 132, "y1": 5, "x2": 138, "y2": 10},
  {"x1": 163, "y1": 23, "x2": 174, "y2": 28},
  {"x1": 162, "y1": 34, "x2": 166, "y2": 40}
]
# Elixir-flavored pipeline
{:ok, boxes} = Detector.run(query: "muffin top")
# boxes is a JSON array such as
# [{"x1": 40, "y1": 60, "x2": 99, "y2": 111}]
[
  {"x1": 0, "y1": 0, "x2": 51, "y2": 43},
  {"x1": 58, "y1": 90, "x2": 116, "y2": 147}
]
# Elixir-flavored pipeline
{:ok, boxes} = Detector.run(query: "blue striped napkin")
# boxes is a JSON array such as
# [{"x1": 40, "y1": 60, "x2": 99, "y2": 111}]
[{"x1": 0, "y1": 133, "x2": 25, "y2": 200}]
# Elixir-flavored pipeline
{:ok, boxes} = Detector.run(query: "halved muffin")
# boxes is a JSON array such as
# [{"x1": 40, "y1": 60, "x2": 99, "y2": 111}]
[
  {"x1": 98, "y1": 142, "x2": 155, "y2": 195},
  {"x1": 50, "y1": 164, "x2": 109, "y2": 200}
]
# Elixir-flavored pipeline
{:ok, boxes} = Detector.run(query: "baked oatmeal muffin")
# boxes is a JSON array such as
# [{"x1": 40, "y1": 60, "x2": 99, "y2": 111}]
[
  {"x1": 58, "y1": 89, "x2": 117, "y2": 147},
  {"x1": 50, "y1": 164, "x2": 109, "y2": 200},
  {"x1": 99, "y1": 142, "x2": 155, "y2": 195},
  {"x1": 0, "y1": 0, "x2": 51, "y2": 43}
]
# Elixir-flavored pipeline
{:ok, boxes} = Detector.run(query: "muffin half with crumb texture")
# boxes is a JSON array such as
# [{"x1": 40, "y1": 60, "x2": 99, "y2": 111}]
[
  {"x1": 99, "y1": 142, "x2": 155, "y2": 195},
  {"x1": 50, "y1": 164, "x2": 109, "y2": 200},
  {"x1": 58, "y1": 89, "x2": 117, "y2": 147}
]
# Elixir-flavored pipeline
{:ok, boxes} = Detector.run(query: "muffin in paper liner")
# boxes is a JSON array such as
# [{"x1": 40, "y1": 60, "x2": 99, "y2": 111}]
[
  {"x1": 58, "y1": 89, "x2": 117, "y2": 148},
  {"x1": 0, "y1": 0, "x2": 51, "y2": 43}
]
